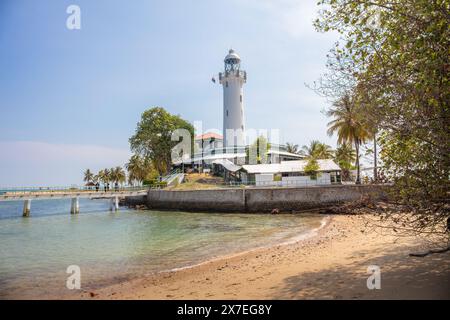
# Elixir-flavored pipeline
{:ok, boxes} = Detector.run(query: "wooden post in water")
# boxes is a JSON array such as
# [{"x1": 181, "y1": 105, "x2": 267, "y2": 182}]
[
  {"x1": 70, "y1": 197, "x2": 79, "y2": 214},
  {"x1": 110, "y1": 196, "x2": 119, "y2": 211},
  {"x1": 23, "y1": 199, "x2": 31, "y2": 217}
]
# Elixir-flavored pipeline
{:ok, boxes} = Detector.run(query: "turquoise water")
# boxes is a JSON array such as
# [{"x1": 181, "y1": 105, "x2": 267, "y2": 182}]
[{"x1": 0, "y1": 199, "x2": 323, "y2": 299}]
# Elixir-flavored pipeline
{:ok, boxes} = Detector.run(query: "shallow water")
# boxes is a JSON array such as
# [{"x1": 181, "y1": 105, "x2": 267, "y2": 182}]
[{"x1": 0, "y1": 198, "x2": 323, "y2": 298}]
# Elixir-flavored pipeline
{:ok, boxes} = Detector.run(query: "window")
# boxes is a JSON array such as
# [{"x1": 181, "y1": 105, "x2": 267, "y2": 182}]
[
  {"x1": 226, "y1": 81, "x2": 228, "y2": 87},
  {"x1": 330, "y1": 171, "x2": 341, "y2": 184},
  {"x1": 282, "y1": 172, "x2": 305, "y2": 177},
  {"x1": 240, "y1": 95, "x2": 242, "y2": 102},
  {"x1": 226, "y1": 110, "x2": 228, "y2": 117}
]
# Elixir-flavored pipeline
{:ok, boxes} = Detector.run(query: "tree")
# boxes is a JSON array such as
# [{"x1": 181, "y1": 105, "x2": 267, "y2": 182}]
[
  {"x1": 110, "y1": 166, "x2": 126, "y2": 185},
  {"x1": 315, "y1": 0, "x2": 449, "y2": 239},
  {"x1": 286, "y1": 142, "x2": 300, "y2": 154},
  {"x1": 300, "y1": 140, "x2": 334, "y2": 159},
  {"x1": 129, "y1": 107, "x2": 194, "y2": 175},
  {"x1": 125, "y1": 154, "x2": 154, "y2": 186},
  {"x1": 304, "y1": 158, "x2": 320, "y2": 180},
  {"x1": 247, "y1": 135, "x2": 270, "y2": 164},
  {"x1": 326, "y1": 94, "x2": 371, "y2": 184},
  {"x1": 334, "y1": 143, "x2": 356, "y2": 181},
  {"x1": 83, "y1": 169, "x2": 94, "y2": 185},
  {"x1": 98, "y1": 168, "x2": 111, "y2": 185}
]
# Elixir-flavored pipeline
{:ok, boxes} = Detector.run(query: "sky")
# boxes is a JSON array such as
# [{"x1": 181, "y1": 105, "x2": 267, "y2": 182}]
[{"x1": 0, "y1": 0, "x2": 341, "y2": 187}]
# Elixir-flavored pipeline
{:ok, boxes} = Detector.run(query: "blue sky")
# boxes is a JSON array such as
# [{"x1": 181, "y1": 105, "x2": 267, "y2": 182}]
[{"x1": 0, "y1": 0, "x2": 340, "y2": 186}]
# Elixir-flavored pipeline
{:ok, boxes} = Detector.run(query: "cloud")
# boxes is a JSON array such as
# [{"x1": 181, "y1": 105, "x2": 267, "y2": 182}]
[{"x1": 0, "y1": 141, "x2": 131, "y2": 187}]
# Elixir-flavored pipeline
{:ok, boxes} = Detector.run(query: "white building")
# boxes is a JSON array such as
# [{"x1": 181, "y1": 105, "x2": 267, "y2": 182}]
[{"x1": 238, "y1": 159, "x2": 342, "y2": 186}]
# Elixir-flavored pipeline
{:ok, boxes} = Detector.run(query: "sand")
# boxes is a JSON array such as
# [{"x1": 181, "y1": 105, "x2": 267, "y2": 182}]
[{"x1": 76, "y1": 214, "x2": 449, "y2": 300}]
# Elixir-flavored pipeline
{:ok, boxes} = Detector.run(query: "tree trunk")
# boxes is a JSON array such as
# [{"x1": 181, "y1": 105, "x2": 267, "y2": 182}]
[
  {"x1": 373, "y1": 135, "x2": 378, "y2": 182},
  {"x1": 355, "y1": 141, "x2": 361, "y2": 184}
]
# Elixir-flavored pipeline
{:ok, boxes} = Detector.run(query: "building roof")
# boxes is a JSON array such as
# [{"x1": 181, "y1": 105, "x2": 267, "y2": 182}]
[
  {"x1": 242, "y1": 163, "x2": 280, "y2": 174},
  {"x1": 224, "y1": 49, "x2": 241, "y2": 62},
  {"x1": 212, "y1": 159, "x2": 242, "y2": 172},
  {"x1": 242, "y1": 159, "x2": 340, "y2": 174},
  {"x1": 195, "y1": 132, "x2": 223, "y2": 141},
  {"x1": 267, "y1": 149, "x2": 304, "y2": 159}
]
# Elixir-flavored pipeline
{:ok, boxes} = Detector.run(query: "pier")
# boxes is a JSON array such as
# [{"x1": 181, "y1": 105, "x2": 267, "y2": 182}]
[{"x1": 0, "y1": 189, "x2": 148, "y2": 216}]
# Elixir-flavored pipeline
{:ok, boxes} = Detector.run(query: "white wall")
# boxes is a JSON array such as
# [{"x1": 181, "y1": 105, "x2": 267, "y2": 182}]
[{"x1": 254, "y1": 172, "x2": 331, "y2": 187}]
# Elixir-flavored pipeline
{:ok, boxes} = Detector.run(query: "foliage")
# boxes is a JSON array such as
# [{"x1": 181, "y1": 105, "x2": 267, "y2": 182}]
[
  {"x1": 129, "y1": 107, "x2": 194, "y2": 175},
  {"x1": 326, "y1": 94, "x2": 372, "y2": 183},
  {"x1": 304, "y1": 158, "x2": 320, "y2": 179},
  {"x1": 300, "y1": 140, "x2": 334, "y2": 159},
  {"x1": 286, "y1": 142, "x2": 300, "y2": 154},
  {"x1": 247, "y1": 135, "x2": 270, "y2": 164},
  {"x1": 334, "y1": 143, "x2": 356, "y2": 180},
  {"x1": 83, "y1": 169, "x2": 94, "y2": 184},
  {"x1": 315, "y1": 0, "x2": 450, "y2": 237},
  {"x1": 110, "y1": 166, "x2": 126, "y2": 185},
  {"x1": 143, "y1": 180, "x2": 168, "y2": 188},
  {"x1": 125, "y1": 154, "x2": 155, "y2": 186},
  {"x1": 273, "y1": 174, "x2": 282, "y2": 182},
  {"x1": 334, "y1": 143, "x2": 356, "y2": 169}
]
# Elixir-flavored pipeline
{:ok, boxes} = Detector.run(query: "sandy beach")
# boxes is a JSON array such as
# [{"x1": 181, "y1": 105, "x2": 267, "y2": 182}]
[{"x1": 73, "y1": 214, "x2": 449, "y2": 300}]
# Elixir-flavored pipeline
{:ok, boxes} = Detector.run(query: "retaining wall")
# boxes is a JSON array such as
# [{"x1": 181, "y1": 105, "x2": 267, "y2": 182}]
[{"x1": 140, "y1": 185, "x2": 388, "y2": 213}]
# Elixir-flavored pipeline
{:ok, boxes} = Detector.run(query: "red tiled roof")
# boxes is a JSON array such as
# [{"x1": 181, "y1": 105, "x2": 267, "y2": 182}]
[{"x1": 195, "y1": 132, "x2": 223, "y2": 140}]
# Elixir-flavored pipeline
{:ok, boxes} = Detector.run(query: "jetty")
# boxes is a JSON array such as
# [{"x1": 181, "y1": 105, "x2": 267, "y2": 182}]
[{"x1": 0, "y1": 188, "x2": 148, "y2": 216}]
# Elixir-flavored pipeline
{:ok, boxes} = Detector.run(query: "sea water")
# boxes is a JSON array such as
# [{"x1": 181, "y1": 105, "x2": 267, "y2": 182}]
[{"x1": 0, "y1": 198, "x2": 323, "y2": 299}]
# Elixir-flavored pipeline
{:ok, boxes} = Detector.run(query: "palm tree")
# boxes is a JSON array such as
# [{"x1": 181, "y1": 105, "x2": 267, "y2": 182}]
[
  {"x1": 125, "y1": 155, "x2": 152, "y2": 186},
  {"x1": 326, "y1": 94, "x2": 371, "y2": 184},
  {"x1": 103, "y1": 168, "x2": 111, "y2": 185},
  {"x1": 96, "y1": 170, "x2": 104, "y2": 183},
  {"x1": 285, "y1": 142, "x2": 300, "y2": 154},
  {"x1": 83, "y1": 169, "x2": 94, "y2": 186},
  {"x1": 110, "y1": 166, "x2": 126, "y2": 186},
  {"x1": 334, "y1": 143, "x2": 356, "y2": 181},
  {"x1": 300, "y1": 140, "x2": 334, "y2": 159}
]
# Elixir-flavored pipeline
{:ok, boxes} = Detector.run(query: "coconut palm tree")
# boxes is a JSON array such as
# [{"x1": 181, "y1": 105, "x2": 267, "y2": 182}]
[
  {"x1": 83, "y1": 169, "x2": 94, "y2": 186},
  {"x1": 125, "y1": 155, "x2": 151, "y2": 186},
  {"x1": 334, "y1": 143, "x2": 356, "y2": 181},
  {"x1": 103, "y1": 168, "x2": 111, "y2": 184},
  {"x1": 110, "y1": 166, "x2": 126, "y2": 186},
  {"x1": 326, "y1": 94, "x2": 372, "y2": 184},
  {"x1": 285, "y1": 142, "x2": 300, "y2": 154},
  {"x1": 300, "y1": 140, "x2": 334, "y2": 159}
]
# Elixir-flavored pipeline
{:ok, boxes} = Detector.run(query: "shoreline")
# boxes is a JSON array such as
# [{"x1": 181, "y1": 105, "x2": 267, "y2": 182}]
[
  {"x1": 68, "y1": 214, "x2": 449, "y2": 300},
  {"x1": 162, "y1": 215, "x2": 331, "y2": 274}
]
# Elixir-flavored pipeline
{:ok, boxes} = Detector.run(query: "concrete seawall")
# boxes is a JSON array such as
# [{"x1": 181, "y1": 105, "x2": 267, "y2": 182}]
[
  {"x1": 124, "y1": 195, "x2": 147, "y2": 206},
  {"x1": 146, "y1": 189, "x2": 246, "y2": 212},
  {"x1": 137, "y1": 185, "x2": 388, "y2": 213}
]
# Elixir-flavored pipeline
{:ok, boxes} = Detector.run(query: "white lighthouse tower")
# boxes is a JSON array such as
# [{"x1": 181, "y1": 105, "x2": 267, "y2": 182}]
[{"x1": 219, "y1": 49, "x2": 246, "y2": 148}]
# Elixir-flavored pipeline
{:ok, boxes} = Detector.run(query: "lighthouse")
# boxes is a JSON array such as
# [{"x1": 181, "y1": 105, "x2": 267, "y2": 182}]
[{"x1": 219, "y1": 49, "x2": 246, "y2": 148}]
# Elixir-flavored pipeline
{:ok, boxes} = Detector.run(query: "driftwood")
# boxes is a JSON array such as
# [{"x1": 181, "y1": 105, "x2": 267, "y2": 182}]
[{"x1": 409, "y1": 246, "x2": 450, "y2": 257}]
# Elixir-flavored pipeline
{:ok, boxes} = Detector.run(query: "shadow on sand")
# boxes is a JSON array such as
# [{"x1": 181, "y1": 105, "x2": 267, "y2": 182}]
[{"x1": 271, "y1": 244, "x2": 450, "y2": 299}]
